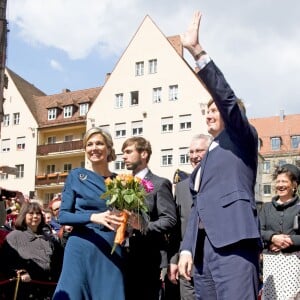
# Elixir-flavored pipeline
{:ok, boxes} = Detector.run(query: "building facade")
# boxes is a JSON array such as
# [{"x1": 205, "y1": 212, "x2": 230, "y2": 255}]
[{"x1": 87, "y1": 15, "x2": 211, "y2": 181}]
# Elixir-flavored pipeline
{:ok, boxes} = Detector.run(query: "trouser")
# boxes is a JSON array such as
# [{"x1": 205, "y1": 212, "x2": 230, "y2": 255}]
[{"x1": 193, "y1": 232, "x2": 260, "y2": 300}]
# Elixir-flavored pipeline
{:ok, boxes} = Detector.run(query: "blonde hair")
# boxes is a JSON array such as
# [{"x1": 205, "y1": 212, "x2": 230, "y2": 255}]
[{"x1": 83, "y1": 127, "x2": 116, "y2": 162}]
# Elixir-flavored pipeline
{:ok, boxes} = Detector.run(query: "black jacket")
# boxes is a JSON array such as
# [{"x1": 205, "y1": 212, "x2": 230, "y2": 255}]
[{"x1": 259, "y1": 195, "x2": 300, "y2": 252}]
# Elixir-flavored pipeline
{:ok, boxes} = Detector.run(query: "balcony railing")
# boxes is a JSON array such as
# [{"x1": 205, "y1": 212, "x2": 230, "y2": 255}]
[
  {"x1": 37, "y1": 140, "x2": 83, "y2": 156},
  {"x1": 35, "y1": 172, "x2": 69, "y2": 186}
]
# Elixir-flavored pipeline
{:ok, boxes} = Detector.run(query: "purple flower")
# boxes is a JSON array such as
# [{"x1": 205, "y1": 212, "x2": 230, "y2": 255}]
[{"x1": 141, "y1": 179, "x2": 154, "y2": 193}]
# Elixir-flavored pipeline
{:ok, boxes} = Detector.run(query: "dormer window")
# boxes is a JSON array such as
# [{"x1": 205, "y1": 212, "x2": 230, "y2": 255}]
[
  {"x1": 271, "y1": 137, "x2": 281, "y2": 151},
  {"x1": 79, "y1": 103, "x2": 89, "y2": 116},
  {"x1": 48, "y1": 108, "x2": 57, "y2": 120},
  {"x1": 64, "y1": 105, "x2": 73, "y2": 118}
]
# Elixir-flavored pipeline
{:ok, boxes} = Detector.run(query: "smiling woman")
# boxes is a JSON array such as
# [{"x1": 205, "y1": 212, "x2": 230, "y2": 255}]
[
  {"x1": 52, "y1": 127, "x2": 126, "y2": 300},
  {"x1": 259, "y1": 164, "x2": 300, "y2": 299},
  {"x1": 1, "y1": 202, "x2": 64, "y2": 299}
]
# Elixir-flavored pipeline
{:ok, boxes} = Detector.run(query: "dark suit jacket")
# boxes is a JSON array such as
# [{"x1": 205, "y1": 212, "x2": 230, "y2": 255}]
[
  {"x1": 126, "y1": 170, "x2": 177, "y2": 267},
  {"x1": 181, "y1": 61, "x2": 261, "y2": 255},
  {"x1": 124, "y1": 170, "x2": 177, "y2": 300},
  {"x1": 170, "y1": 177, "x2": 193, "y2": 264}
]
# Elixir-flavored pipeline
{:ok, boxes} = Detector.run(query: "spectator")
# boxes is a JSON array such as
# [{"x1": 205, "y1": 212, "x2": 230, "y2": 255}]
[
  {"x1": 5, "y1": 200, "x2": 20, "y2": 230},
  {"x1": 121, "y1": 136, "x2": 177, "y2": 300},
  {"x1": 260, "y1": 164, "x2": 300, "y2": 299},
  {"x1": 48, "y1": 196, "x2": 62, "y2": 233},
  {"x1": 168, "y1": 134, "x2": 212, "y2": 300},
  {"x1": 1, "y1": 202, "x2": 63, "y2": 299},
  {"x1": 53, "y1": 127, "x2": 125, "y2": 300},
  {"x1": 43, "y1": 208, "x2": 53, "y2": 225}
]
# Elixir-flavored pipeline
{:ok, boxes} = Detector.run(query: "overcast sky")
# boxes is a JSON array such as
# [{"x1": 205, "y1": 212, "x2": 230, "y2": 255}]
[{"x1": 6, "y1": 0, "x2": 300, "y2": 118}]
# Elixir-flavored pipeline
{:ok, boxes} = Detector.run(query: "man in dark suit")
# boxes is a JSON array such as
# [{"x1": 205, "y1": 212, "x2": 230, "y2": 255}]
[
  {"x1": 122, "y1": 137, "x2": 177, "y2": 300},
  {"x1": 168, "y1": 134, "x2": 212, "y2": 300},
  {"x1": 178, "y1": 11, "x2": 262, "y2": 300}
]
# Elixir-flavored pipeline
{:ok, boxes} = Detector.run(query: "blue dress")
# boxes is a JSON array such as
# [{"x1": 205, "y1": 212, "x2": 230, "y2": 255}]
[{"x1": 52, "y1": 168, "x2": 125, "y2": 300}]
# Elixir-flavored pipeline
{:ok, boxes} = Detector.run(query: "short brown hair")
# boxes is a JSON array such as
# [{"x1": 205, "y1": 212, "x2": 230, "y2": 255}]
[{"x1": 122, "y1": 137, "x2": 152, "y2": 163}]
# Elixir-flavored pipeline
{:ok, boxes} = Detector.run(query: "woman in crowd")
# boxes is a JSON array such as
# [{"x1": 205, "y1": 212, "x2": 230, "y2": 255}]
[
  {"x1": 260, "y1": 163, "x2": 300, "y2": 300},
  {"x1": 53, "y1": 127, "x2": 125, "y2": 300},
  {"x1": 1, "y1": 201, "x2": 63, "y2": 299}
]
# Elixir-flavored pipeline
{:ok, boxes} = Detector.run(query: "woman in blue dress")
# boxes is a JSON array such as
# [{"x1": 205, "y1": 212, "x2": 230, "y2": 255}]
[{"x1": 53, "y1": 127, "x2": 125, "y2": 300}]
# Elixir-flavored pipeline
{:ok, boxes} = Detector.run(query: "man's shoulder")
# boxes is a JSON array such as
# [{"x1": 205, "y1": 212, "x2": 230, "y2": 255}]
[{"x1": 146, "y1": 170, "x2": 171, "y2": 184}]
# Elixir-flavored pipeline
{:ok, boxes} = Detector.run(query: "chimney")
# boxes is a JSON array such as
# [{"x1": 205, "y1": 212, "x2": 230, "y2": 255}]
[
  {"x1": 104, "y1": 73, "x2": 111, "y2": 83},
  {"x1": 279, "y1": 109, "x2": 285, "y2": 122}
]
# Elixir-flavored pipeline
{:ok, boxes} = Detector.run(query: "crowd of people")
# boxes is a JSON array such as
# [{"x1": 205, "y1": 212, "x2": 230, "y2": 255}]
[{"x1": 0, "y1": 8, "x2": 300, "y2": 300}]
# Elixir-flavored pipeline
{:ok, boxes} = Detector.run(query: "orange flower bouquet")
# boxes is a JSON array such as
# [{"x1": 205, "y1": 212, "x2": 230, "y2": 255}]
[{"x1": 101, "y1": 174, "x2": 154, "y2": 254}]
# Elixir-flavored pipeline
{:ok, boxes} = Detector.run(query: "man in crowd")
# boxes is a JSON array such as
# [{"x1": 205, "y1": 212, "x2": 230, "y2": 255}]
[
  {"x1": 122, "y1": 136, "x2": 177, "y2": 300},
  {"x1": 168, "y1": 134, "x2": 212, "y2": 300}
]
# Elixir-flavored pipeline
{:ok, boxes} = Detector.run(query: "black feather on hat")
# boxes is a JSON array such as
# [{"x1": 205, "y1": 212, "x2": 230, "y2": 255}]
[{"x1": 281, "y1": 164, "x2": 300, "y2": 185}]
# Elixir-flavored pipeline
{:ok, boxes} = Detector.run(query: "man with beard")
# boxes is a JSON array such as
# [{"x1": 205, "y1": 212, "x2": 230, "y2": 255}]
[{"x1": 122, "y1": 137, "x2": 177, "y2": 300}]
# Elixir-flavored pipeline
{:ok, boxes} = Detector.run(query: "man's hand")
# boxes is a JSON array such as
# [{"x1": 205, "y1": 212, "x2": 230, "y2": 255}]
[
  {"x1": 178, "y1": 252, "x2": 193, "y2": 281},
  {"x1": 168, "y1": 263, "x2": 179, "y2": 284},
  {"x1": 180, "y1": 11, "x2": 203, "y2": 57}
]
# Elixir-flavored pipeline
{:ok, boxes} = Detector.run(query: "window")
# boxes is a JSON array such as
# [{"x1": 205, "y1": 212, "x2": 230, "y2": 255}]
[
  {"x1": 148, "y1": 59, "x2": 157, "y2": 74},
  {"x1": 291, "y1": 135, "x2": 300, "y2": 149},
  {"x1": 64, "y1": 105, "x2": 73, "y2": 118},
  {"x1": 47, "y1": 136, "x2": 56, "y2": 144},
  {"x1": 169, "y1": 85, "x2": 178, "y2": 101},
  {"x1": 161, "y1": 117, "x2": 173, "y2": 133},
  {"x1": 64, "y1": 135, "x2": 73, "y2": 142},
  {"x1": 48, "y1": 108, "x2": 57, "y2": 120},
  {"x1": 0, "y1": 173, "x2": 8, "y2": 180},
  {"x1": 15, "y1": 164, "x2": 24, "y2": 178},
  {"x1": 115, "y1": 123, "x2": 126, "y2": 138},
  {"x1": 271, "y1": 137, "x2": 281, "y2": 150},
  {"x1": 263, "y1": 184, "x2": 271, "y2": 195},
  {"x1": 130, "y1": 91, "x2": 139, "y2": 106},
  {"x1": 45, "y1": 193, "x2": 55, "y2": 205},
  {"x1": 135, "y1": 61, "x2": 144, "y2": 76},
  {"x1": 1, "y1": 139, "x2": 10, "y2": 152},
  {"x1": 115, "y1": 93, "x2": 124, "y2": 108},
  {"x1": 13, "y1": 113, "x2": 20, "y2": 125},
  {"x1": 179, "y1": 147, "x2": 189, "y2": 164},
  {"x1": 79, "y1": 103, "x2": 89, "y2": 116},
  {"x1": 99, "y1": 125, "x2": 110, "y2": 134},
  {"x1": 161, "y1": 149, "x2": 173, "y2": 166},
  {"x1": 3, "y1": 114, "x2": 9, "y2": 126},
  {"x1": 16, "y1": 137, "x2": 25, "y2": 150},
  {"x1": 262, "y1": 161, "x2": 270, "y2": 173},
  {"x1": 278, "y1": 159, "x2": 287, "y2": 167},
  {"x1": 179, "y1": 114, "x2": 192, "y2": 130},
  {"x1": 63, "y1": 164, "x2": 72, "y2": 172},
  {"x1": 131, "y1": 121, "x2": 143, "y2": 136},
  {"x1": 153, "y1": 87, "x2": 162, "y2": 103},
  {"x1": 114, "y1": 154, "x2": 125, "y2": 171},
  {"x1": 47, "y1": 165, "x2": 56, "y2": 174}
]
